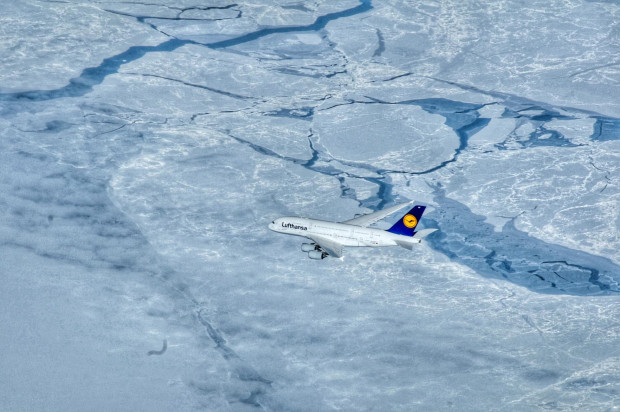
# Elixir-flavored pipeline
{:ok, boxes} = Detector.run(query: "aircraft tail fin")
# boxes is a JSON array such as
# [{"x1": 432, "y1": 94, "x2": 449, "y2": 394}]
[{"x1": 387, "y1": 205, "x2": 426, "y2": 237}]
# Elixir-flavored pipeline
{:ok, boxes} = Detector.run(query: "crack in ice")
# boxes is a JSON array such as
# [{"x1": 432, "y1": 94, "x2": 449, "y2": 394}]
[
  {"x1": 0, "y1": 0, "x2": 373, "y2": 103},
  {"x1": 422, "y1": 183, "x2": 620, "y2": 295}
]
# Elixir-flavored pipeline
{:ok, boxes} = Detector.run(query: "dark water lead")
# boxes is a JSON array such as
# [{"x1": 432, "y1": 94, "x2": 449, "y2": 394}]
[
  {"x1": 0, "y1": 1, "x2": 373, "y2": 103},
  {"x1": 423, "y1": 184, "x2": 619, "y2": 296}
]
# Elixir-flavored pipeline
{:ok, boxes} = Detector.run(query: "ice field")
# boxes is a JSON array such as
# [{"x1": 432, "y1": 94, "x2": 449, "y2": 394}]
[{"x1": 1, "y1": 0, "x2": 619, "y2": 410}]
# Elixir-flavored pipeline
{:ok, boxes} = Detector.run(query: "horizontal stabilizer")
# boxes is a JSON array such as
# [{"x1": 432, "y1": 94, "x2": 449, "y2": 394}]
[{"x1": 413, "y1": 228, "x2": 438, "y2": 239}]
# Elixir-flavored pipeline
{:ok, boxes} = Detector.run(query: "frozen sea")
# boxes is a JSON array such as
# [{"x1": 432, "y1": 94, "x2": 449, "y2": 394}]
[{"x1": 1, "y1": 0, "x2": 619, "y2": 410}]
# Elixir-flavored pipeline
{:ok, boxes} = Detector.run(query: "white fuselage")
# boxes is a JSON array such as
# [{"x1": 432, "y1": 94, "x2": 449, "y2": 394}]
[{"x1": 268, "y1": 217, "x2": 419, "y2": 248}]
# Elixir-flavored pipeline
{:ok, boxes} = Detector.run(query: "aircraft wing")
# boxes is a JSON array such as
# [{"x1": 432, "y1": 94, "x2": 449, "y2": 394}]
[
  {"x1": 307, "y1": 234, "x2": 344, "y2": 258},
  {"x1": 341, "y1": 201, "x2": 413, "y2": 228}
]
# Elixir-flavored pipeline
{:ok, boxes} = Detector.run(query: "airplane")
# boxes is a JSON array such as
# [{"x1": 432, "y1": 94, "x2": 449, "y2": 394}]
[{"x1": 268, "y1": 201, "x2": 437, "y2": 259}]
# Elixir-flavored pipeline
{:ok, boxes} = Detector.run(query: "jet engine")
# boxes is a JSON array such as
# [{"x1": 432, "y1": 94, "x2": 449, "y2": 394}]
[
  {"x1": 308, "y1": 250, "x2": 327, "y2": 260},
  {"x1": 301, "y1": 243, "x2": 317, "y2": 252}
]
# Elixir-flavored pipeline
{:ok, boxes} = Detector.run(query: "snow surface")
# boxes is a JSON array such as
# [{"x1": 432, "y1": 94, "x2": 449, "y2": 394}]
[{"x1": 1, "y1": 0, "x2": 619, "y2": 410}]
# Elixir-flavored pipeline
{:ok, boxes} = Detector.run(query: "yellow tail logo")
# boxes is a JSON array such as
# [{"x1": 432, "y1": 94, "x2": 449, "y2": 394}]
[{"x1": 403, "y1": 214, "x2": 418, "y2": 228}]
